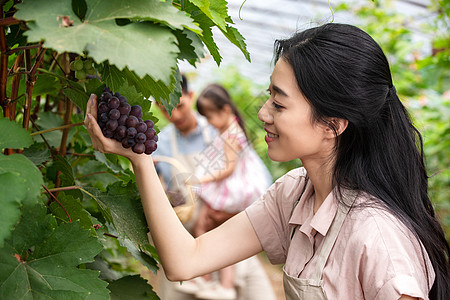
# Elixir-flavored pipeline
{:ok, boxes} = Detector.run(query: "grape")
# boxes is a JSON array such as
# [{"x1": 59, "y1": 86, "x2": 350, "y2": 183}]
[
  {"x1": 122, "y1": 138, "x2": 131, "y2": 148},
  {"x1": 106, "y1": 119, "x2": 118, "y2": 131},
  {"x1": 127, "y1": 138, "x2": 136, "y2": 148},
  {"x1": 130, "y1": 105, "x2": 143, "y2": 118},
  {"x1": 144, "y1": 140, "x2": 157, "y2": 154},
  {"x1": 100, "y1": 112, "x2": 109, "y2": 123},
  {"x1": 108, "y1": 97, "x2": 120, "y2": 109},
  {"x1": 73, "y1": 59, "x2": 84, "y2": 71},
  {"x1": 109, "y1": 108, "x2": 120, "y2": 120},
  {"x1": 144, "y1": 128, "x2": 156, "y2": 140},
  {"x1": 127, "y1": 127, "x2": 137, "y2": 138},
  {"x1": 86, "y1": 68, "x2": 96, "y2": 75},
  {"x1": 126, "y1": 115, "x2": 139, "y2": 128},
  {"x1": 84, "y1": 60, "x2": 93, "y2": 70},
  {"x1": 116, "y1": 125, "x2": 127, "y2": 139},
  {"x1": 144, "y1": 119, "x2": 154, "y2": 129},
  {"x1": 102, "y1": 128, "x2": 114, "y2": 138},
  {"x1": 98, "y1": 102, "x2": 109, "y2": 114},
  {"x1": 118, "y1": 114, "x2": 128, "y2": 126},
  {"x1": 75, "y1": 70, "x2": 86, "y2": 80},
  {"x1": 135, "y1": 132, "x2": 147, "y2": 143},
  {"x1": 133, "y1": 143, "x2": 145, "y2": 154},
  {"x1": 101, "y1": 92, "x2": 112, "y2": 101},
  {"x1": 136, "y1": 122, "x2": 147, "y2": 133},
  {"x1": 118, "y1": 103, "x2": 131, "y2": 115},
  {"x1": 97, "y1": 86, "x2": 158, "y2": 155}
]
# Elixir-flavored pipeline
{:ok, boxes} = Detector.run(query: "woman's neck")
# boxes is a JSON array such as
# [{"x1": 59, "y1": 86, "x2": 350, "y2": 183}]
[{"x1": 302, "y1": 160, "x2": 334, "y2": 214}]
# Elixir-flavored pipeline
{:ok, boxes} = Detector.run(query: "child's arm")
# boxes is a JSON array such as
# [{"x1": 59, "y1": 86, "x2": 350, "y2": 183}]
[{"x1": 199, "y1": 134, "x2": 242, "y2": 184}]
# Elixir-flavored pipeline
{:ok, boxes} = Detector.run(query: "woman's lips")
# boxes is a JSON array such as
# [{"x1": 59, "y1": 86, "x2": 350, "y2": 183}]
[{"x1": 264, "y1": 131, "x2": 278, "y2": 143}]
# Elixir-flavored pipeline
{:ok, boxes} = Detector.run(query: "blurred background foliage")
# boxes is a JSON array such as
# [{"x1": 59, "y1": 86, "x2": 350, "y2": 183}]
[{"x1": 153, "y1": 0, "x2": 450, "y2": 239}]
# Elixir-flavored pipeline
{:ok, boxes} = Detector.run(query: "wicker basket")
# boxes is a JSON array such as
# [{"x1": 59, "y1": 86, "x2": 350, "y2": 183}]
[{"x1": 154, "y1": 155, "x2": 197, "y2": 224}]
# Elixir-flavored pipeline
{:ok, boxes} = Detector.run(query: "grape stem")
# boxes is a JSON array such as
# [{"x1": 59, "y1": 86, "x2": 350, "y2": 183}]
[
  {"x1": 42, "y1": 184, "x2": 72, "y2": 223},
  {"x1": 30, "y1": 122, "x2": 84, "y2": 136}
]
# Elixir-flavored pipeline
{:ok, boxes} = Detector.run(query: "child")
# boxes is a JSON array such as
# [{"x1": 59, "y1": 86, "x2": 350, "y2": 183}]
[{"x1": 187, "y1": 84, "x2": 272, "y2": 299}]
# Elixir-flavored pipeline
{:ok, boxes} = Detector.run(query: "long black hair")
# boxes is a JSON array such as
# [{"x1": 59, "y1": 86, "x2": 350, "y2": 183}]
[
  {"x1": 196, "y1": 83, "x2": 247, "y2": 139},
  {"x1": 274, "y1": 23, "x2": 449, "y2": 299}
]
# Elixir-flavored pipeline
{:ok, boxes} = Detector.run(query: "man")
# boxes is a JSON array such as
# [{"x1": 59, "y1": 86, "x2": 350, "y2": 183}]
[{"x1": 151, "y1": 74, "x2": 276, "y2": 300}]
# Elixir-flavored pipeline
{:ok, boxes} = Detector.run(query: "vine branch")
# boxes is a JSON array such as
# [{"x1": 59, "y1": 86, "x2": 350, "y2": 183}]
[
  {"x1": 42, "y1": 185, "x2": 72, "y2": 223},
  {"x1": 30, "y1": 122, "x2": 84, "y2": 136}
]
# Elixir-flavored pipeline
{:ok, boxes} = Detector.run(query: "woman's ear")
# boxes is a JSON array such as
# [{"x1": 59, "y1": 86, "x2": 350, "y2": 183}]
[{"x1": 325, "y1": 118, "x2": 348, "y2": 138}]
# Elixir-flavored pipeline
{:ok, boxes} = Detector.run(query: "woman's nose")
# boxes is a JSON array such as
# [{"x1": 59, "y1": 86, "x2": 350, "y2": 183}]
[{"x1": 258, "y1": 100, "x2": 272, "y2": 124}]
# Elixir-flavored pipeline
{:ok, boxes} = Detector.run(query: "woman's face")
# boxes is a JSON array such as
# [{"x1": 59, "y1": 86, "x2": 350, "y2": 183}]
[{"x1": 258, "y1": 58, "x2": 333, "y2": 163}]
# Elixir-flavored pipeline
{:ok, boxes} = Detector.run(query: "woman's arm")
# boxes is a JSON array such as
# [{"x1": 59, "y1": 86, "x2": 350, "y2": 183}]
[
  {"x1": 199, "y1": 135, "x2": 241, "y2": 184},
  {"x1": 84, "y1": 94, "x2": 262, "y2": 281}
]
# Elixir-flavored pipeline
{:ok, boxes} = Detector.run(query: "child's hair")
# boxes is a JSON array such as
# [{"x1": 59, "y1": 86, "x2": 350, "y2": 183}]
[
  {"x1": 196, "y1": 83, "x2": 247, "y2": 139},
  {"x1": 274, "y1": 23, "x2": 449, "y2": 299}
]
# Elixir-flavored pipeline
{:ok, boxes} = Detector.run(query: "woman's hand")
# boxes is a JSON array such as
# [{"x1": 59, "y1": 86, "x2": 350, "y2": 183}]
[{"x1": 83, "y1": 94, "x2": 150, "y2": 165}]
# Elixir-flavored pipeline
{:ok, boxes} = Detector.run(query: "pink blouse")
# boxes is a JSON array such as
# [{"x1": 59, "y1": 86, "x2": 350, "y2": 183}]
[{"x1": 246, "y1": 167, "x2": 435, "y2": 299}]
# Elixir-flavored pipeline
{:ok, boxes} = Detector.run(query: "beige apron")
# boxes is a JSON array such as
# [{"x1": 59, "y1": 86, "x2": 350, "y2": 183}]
[{"x1": 283, "y1": 190, "x2": 357, "y2": 300}]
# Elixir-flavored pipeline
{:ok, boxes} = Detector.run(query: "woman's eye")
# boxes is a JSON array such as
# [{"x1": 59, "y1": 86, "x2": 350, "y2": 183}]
[{"x1": 272, "y1": 102, "x2": 284, "y2": 110}]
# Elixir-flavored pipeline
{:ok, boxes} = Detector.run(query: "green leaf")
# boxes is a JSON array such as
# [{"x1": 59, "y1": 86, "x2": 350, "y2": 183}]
[
  {"x1": 22, "y1": 143, "x2": 51, "y2": 167},
  {"x1": 98, "y1": 182, "x2": 148, "y2": 245},
  {"x1": 108, "y1": 275, "x2": 159, "y2": 300},
  {"x1": 15, "y1": 0, "x2": 182, "y2": 84},
  {"x1": 50, "y1": 193, "x2": 94, "y2": 233},
  {"x1": 0, "y1": 153, "x2": 43, "y2": 205},
  {"x1": 188, "y1": 0, "x2": 229, "y2": 31},
  {"x1": 98, "y1": 63, "x2": 126, "y2": 93},
  {"x1": 0, "y1": 173, "x2": 26, "y2": 247},
  {"x1": 32, "y1": 111, "x2": 67, "y2": 148},
  {"x1": 76, "y1": 159, "x2": 119, "y2": 192},
  {"x1": 33, "y1": 72, "x2": 62, "y2": 96},
  {"x1": 84, "y1": 182, "x2": 158, "y2": 271},
  {"x1": 174, "y1": 29, "x2": 205, "y2": 66},
  {"x1": 220, "y1": 24, "x2": 250, "y2": 62},
  {"x1": 0, "y1": 118, "x2": 33, "y2": 150},
  {"x1": 63, "y1": 83, "x2": 89, "y2": 113},
  {"x1": 0, "y1": 204, "x2": 109, "y2": 299}
]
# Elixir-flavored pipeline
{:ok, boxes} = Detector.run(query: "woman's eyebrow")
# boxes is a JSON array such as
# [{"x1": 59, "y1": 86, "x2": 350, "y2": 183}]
[{"x1": 272, "y1": 84, "x2": 288, "y2": 97}]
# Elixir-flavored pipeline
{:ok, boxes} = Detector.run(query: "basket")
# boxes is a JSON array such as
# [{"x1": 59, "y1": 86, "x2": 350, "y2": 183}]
[{"x1": 154, "y1": 155, "x2": 197, "y2": 224}]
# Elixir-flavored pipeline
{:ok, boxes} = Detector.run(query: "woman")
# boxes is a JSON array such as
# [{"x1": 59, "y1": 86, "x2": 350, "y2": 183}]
[{"x1": 84, "y1": 23, "x2": 449, "y2": 299}]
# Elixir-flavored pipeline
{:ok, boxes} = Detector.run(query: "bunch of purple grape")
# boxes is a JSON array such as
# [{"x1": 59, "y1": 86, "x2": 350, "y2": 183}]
[{"x1": 97, "y1": 87, "x2": 158, "y2": 155}]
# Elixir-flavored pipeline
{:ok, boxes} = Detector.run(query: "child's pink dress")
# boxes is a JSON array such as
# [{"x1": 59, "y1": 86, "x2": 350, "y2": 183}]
[{"x1": 194, "y1": 121, "x2": 272, "y2": 213}]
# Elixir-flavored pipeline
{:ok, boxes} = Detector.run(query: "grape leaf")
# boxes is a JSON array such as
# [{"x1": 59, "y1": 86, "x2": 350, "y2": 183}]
[
  {"x1": 183, "y1": 2, "x2": 222, "y2": 65},
  {"x1": 85, "y1": 182, "x2": 158, "y2": 271},
  {"x1": 0, "y1": 153, "x2": 43, "y2": 205},
  {"x1": 0, "y1": 203, "x2": 109, "y2": 299},
  {"x1": 97, "y1": 181, "x2": 148, "y2": 246},
  {"x1": 15, "y1": 0, "x2": 184, "y2": 84},
  {"x1": 76, "y1": 159, "x2": 119, "y2": 192},
  {"x1": 0, "y1": 173, "x2": 26, "y2": 247},
  {"x1": 33, "y1": 111, "x2": 75, "y2": 148},
  {"x1": 50, "y1": 193, "x2": 94, "y2": 233},
  {"x1": 33, "y1": 72, "x2": 62, "y2": 96},
  {"x1": 220, "y1": 25, "x2": 251, "y2": 62},
  {"x1": 188, "y1": 0, "x2": 229, "y2": 31},
  {"x1": 174, "y1": 29, "x2": 206, "y2": 66},
  {"x1": 22, "y1": 143, "x2": 51, "y2": 167},
  {"x1": 108, "y1": 275, "x2": 159, "y2": 300},
  {"x1": 98, "y1": 62, "x2": 126, "y2": 94},
  {"x1": 0, "y1": 118, "x2": 33, "y2": 150}
]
